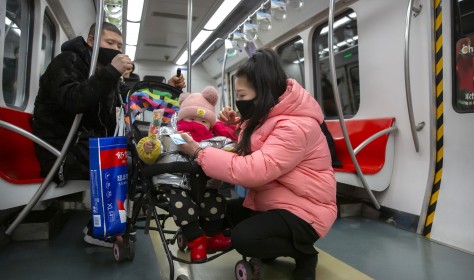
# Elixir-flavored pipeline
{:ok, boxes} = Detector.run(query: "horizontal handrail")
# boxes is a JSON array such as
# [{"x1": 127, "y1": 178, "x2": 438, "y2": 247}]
[
  {"x1": 354, "y1": 126, "x2": 398, "y2": 155},
  {"x1": 0, "y1": 120, "x2": 60, "y2": 157}
]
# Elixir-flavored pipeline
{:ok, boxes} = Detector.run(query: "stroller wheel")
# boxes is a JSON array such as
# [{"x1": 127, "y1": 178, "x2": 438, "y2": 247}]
[
  {"x1": 176, "y1": 230, "x2": 187, "y2": 251},
  {"x1": 113, "y1": 237, "x2": 135, "y2": 262},
  {"x1": 235, "y1": 260, "x2": 253, "y2": 280},
  {"x1": 176, "y1": 275, "x2": 189, "y2": 280},
  {"x1": 249, "y1": 258, "x2": 264, "y2": 280},
  {"x1": 127, "y1": 240, "x2": 136, "y2": 261},
  {"x1": 113, "y1": 239, "x2": 126, "y2": 263}
]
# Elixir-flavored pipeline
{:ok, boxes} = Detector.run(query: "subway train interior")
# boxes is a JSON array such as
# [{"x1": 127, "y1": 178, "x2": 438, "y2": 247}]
[{"x1": 1, "y1": 0, "x2": 474, "y2": 279}]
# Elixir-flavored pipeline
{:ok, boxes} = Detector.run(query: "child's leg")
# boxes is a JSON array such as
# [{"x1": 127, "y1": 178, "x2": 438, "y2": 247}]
[
  {"x1": 199, "y1": 189, "x2": 232, "y2": 252},
  {"x1": 163, "y1": 188, "x2": 207, "y2": 262},
  {"x1": 198, "y1": 189, "x2": 227, "y2": 236},
  {"x1": 163, "y1": 189, "x2": 203, "y2": 241}
]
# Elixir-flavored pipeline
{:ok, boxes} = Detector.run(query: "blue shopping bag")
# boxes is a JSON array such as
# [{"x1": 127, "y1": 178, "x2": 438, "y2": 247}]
[{"x1": 89, "y1": 136, "x2": 128, "y2": 238}]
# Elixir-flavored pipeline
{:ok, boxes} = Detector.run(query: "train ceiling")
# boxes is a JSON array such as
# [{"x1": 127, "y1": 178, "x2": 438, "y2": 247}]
[{"x1": 135, "y1": 0, "x2": 266, "y2": 64}]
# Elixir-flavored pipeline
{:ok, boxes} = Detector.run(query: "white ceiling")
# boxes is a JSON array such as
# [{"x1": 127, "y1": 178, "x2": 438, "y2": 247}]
[
  {"x1": 136, "y1": 0, "x2": 221, "y2": 62},
  {"x1": 133, "y1": 0, "x2": 266, "y2": 64}
]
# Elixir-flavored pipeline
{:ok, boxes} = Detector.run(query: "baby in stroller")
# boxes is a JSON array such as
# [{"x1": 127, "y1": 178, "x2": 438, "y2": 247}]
[{"x1": 137, "y1": 86, "x2": 236, "y2": 262}]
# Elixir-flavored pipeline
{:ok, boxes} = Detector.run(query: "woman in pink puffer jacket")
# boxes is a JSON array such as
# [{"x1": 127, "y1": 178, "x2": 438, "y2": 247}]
[{"x1": 178, "y1": 48, "x2": 336, "y2": 280}]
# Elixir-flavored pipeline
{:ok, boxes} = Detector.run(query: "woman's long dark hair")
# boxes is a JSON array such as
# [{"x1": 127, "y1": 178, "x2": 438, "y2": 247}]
[{"x1": 234, "y1": 48, "x2": 288, "y2": 155}]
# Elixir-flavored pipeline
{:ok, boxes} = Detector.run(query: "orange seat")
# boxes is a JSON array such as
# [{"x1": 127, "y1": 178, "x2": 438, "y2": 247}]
[
  {"x1": 326, "y1": 118, "x2": 396, "y2": 175},
  {"x1": 0, "y1": 107, "x2": 44, "y2": 184}
]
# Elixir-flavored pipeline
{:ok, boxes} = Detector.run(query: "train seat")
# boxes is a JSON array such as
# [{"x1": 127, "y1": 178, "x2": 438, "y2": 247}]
[
  {"x1": 325, "y1": 118, "x2": 396, "y2": 191},
  {"x1": 0, "y1": 107, "x2": 43, "y2": 184},
  {"x1": 0, "y1": 107, "x2": 88, "y2": 210}
]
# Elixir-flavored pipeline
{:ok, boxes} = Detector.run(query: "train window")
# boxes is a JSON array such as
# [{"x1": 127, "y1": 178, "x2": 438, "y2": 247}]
[
  {"x1": 40, "y1": 13, "x2": 55, "y2": 75},
  {"x1": 312, "y1": 10, "x2": 359, "y2": 118},
  {"x1": 452, "y1": 0, "x2": 474, "y2": 113},
  {"x1": 277, "y1": 37, "x2": 305, "y2": 86},
  {"x1": 2, "y1": 0, "x2": 32, "y2": 108}
]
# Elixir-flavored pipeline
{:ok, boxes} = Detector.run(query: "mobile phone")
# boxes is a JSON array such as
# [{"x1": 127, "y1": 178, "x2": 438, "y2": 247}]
[
  {"x1": 170, "y1": 133, "x2": 186, "y2": 145},
  {"x1": 177, "y1": 68, "x2": 181, "y2": 78}
]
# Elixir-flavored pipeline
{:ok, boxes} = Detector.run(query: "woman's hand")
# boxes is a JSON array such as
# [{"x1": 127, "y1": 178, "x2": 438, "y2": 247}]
[
  {"x1": 218, "y1": 106, "x2": 240, "y2": 125},
  {"x1": 177, "y1": 133, "x2": 201, "y2": 157}
]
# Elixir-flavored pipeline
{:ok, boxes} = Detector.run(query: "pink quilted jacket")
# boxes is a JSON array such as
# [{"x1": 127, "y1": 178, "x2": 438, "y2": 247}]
[{"x1": 197, "y1": 79, "x2": 337, "y2": 237}]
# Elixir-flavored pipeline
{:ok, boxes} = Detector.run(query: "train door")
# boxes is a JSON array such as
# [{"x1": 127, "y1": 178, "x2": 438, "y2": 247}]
[{"x1": 423, "y1": 0, "x2": 474, "y2": 253}]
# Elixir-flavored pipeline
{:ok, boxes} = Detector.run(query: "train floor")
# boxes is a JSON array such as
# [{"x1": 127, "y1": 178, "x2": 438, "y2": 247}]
[{"x1": 1, "y1": 209, "x2": 473, "y2": 280}]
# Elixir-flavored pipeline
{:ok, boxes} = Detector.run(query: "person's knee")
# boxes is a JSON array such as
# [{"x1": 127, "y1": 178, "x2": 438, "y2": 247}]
[
  {"x1": 231, "y1": 224, "x2": 256, "y2": 255},
  {"x1": 231, "y1": 226, "x2": 246, "y2": 254}
]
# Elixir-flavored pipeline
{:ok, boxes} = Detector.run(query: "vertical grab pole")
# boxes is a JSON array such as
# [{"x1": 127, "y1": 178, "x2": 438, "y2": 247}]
[
  {"x1": 328, "y1": 0, "x2": 380, "y2": 209},
  {"x1": 187, "y1": 0, "x2": 193, "y2": 92},
  {"x1": 221, "y1": 47, "x2": 228, "y2": 108},
  {"x1": 190, "y1": 37, "x2": 227, "y2": 107},
  {"x1": 5, "y1": 0, "x2": 105, "y2": 236},
  {"x1": 122, "y1": 0, "x2": 128, "y2": 55},
  {"x1": 404, "y1": 0, "x2": 424, "y2": 152}
]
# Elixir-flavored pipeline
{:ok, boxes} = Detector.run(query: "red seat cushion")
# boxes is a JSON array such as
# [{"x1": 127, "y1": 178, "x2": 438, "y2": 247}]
[
  {"x1": 326, "y1": 118, "x2": 395, "y2": 174},
  {"x1": 0, "y1": 107, "x2": 44, "y2": 184}
]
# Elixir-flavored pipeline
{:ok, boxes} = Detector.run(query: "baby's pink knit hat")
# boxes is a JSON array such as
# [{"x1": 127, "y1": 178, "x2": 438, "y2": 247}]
[{"x1": 177, "y1": 86, "x2": 219, "y2": 127}]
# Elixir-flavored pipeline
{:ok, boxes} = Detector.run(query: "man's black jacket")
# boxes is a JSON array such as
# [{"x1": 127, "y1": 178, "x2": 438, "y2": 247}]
[{"x1": 32, "y1": 36, "x2": 129, "y2": 179}]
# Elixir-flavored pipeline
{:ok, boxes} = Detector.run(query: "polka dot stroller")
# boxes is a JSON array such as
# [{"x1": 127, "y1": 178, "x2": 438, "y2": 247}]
[{"x1": 113, "y1": 81, "x2": 233, "y2": 280}]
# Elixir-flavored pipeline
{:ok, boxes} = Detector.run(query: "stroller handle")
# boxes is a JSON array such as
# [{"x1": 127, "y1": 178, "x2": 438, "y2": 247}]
[{"x1": 142, "y1": 160, "x2": 202, "y2": 177}]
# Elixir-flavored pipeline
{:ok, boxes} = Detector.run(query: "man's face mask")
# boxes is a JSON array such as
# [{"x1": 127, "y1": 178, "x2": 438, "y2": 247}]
[
  {"x1": 97, "y1": 47, "x2": 121, "y2": 66},
  {"x1": 236, "y1": 98, "x2": 256, "y2": 120}
]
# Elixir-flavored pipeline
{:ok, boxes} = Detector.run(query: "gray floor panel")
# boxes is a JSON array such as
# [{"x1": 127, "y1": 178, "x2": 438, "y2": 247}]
[{"x1": 1, "y1": 212, "x2": 474, "y2": 280}]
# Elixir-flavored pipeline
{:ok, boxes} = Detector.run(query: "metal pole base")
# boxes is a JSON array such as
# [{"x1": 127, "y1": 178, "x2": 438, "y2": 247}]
[{"x1": 0, "y1": 228, "x2": 11, "y2": 250}]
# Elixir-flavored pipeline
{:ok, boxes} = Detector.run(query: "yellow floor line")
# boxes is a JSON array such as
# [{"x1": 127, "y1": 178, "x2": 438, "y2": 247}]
[
  {"x1": 316, "y1": 249, "x2": 373, "y2": 280},
  {"x1": 148, "y1": 218, "x2": 373, "y2": 280}
]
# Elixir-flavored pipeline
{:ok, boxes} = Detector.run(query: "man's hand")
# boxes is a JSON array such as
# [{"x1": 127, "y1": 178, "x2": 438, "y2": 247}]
[
  {"x1": 123, "y1": 68, "x2": 131, "y2": 79},
  {"x1": 168, "y1": 74, "x2": 186, "y2": 89},
  {"x1": 111, "y1": 54, "x2": 133, "y2": 75}
]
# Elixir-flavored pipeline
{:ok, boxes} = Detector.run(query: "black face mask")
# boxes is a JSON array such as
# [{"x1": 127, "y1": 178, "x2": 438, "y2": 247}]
[
  {"x1": 97, "y1": 47, "x2": 121, "y2": 66},
  {"x1": 236, "y1": 98, "x2": 256, "y2": 120}
]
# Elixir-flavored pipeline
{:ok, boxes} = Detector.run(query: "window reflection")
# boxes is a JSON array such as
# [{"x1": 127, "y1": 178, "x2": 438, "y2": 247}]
[
  {"x1": 313, "y1": 10, "x2": 360, "y2": 118},
  {"x1": 2, "y1": 0, "x2": 30, "y2": 108},
  {"x1": 40, "y1": 13, "x2": 56, "y2": 74},
  {"x1": 278, "y1": 37, "x2": 305, "y2": 86},
  {"x1": 2, "y1": 45, "x2": 19, "y2": 105}
]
